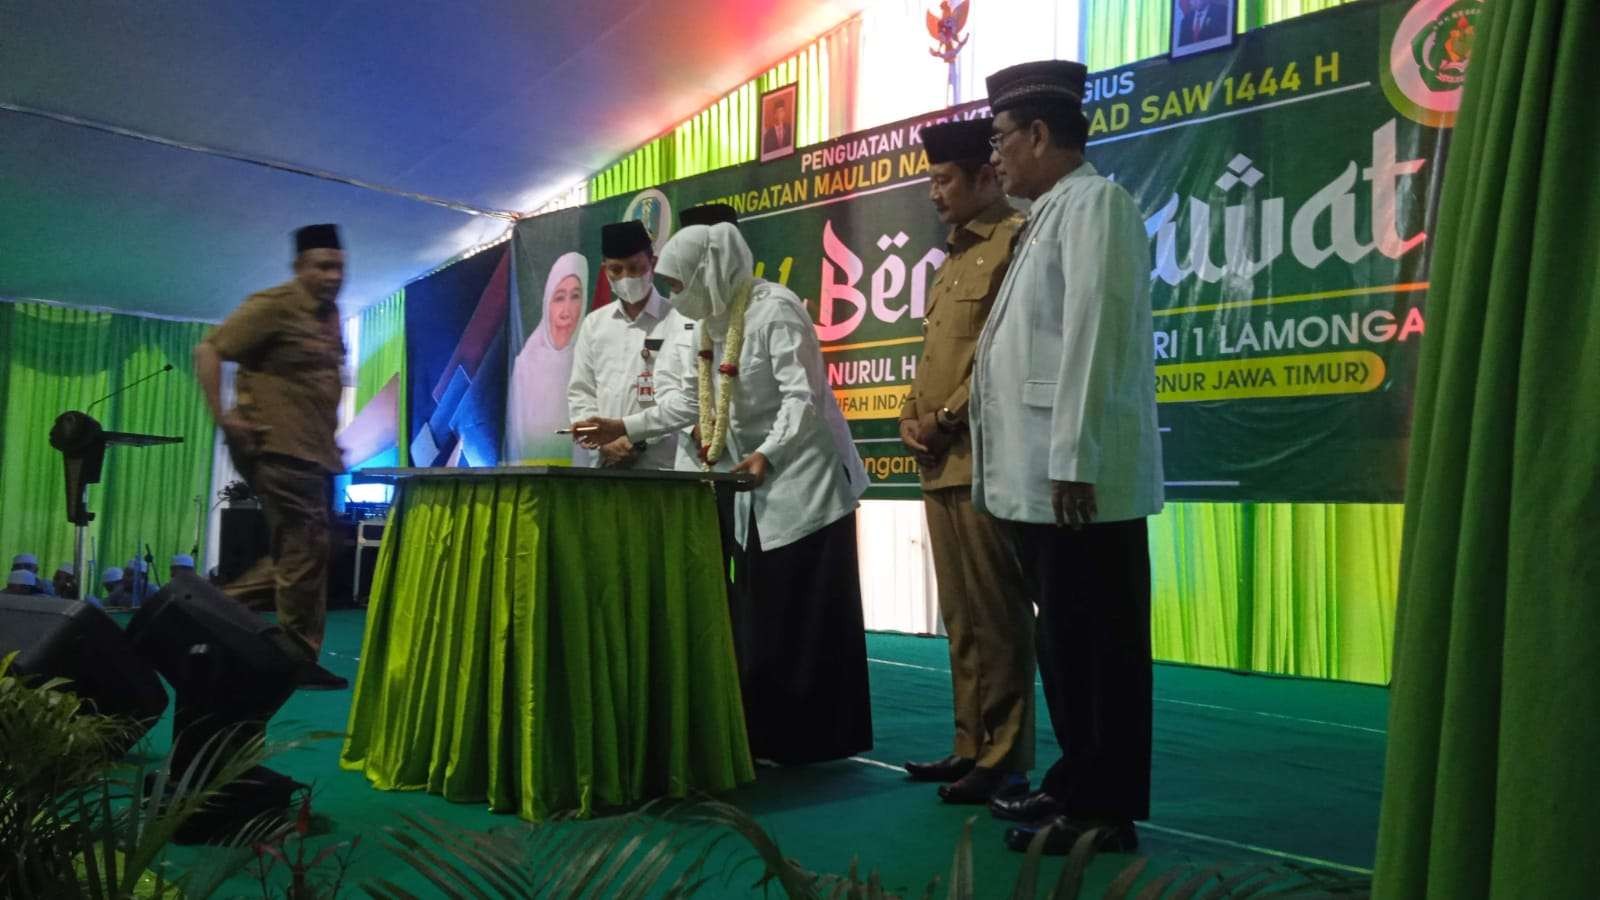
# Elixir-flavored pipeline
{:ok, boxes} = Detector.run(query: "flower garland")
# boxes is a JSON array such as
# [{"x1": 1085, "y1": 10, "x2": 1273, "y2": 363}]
[{"x1": 696, "y1": 278, "x2": 754, "y2": 467}]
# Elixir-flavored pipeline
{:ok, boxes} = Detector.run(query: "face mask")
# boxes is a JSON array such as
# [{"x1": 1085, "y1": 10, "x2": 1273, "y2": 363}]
[
  {"x1": 669, "y1": 278, "x2": 715, "y2": 321},
  {"x1": 609, "y1": 274, "x2": 653, "y2": 303}
]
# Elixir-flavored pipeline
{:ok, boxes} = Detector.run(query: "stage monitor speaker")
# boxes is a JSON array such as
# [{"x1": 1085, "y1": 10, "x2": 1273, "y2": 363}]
[
  {"x1": 125, "y1": 574, "x2": 303, "y2": 842},
  {"x1": 0, "y1": 594, "x2": 168, "y2": 752},
  {"x1": 218, "y1": 505, "x2": 270, "y2": 583}
]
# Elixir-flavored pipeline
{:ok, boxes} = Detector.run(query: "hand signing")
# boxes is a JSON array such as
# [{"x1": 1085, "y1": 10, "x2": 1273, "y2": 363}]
[{"x1": 572, "y1": 417, "x2": 626, "y2": 447}]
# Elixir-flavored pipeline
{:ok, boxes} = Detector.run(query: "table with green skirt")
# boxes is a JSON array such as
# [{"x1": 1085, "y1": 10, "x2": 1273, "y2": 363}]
[{"x1": 339, "y1": 467, "x2": 756, "y2": 821}]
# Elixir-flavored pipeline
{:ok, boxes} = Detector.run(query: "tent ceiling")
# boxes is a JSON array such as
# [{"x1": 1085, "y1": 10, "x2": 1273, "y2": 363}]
[{"x1": 0, "y1": 1, "x2": 858, "y2": 320}]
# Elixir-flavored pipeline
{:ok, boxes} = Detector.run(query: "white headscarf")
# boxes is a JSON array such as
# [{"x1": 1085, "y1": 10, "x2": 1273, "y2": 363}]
[
  {"x1": 655, "y1": 224, "x2": 756, "y2": 327},
  {"x1": 506, "y1": 251, "x2": 590, "y2": 464},
  {"x1": 527, "y1": 252, "x2": 588, "y2": 354}
]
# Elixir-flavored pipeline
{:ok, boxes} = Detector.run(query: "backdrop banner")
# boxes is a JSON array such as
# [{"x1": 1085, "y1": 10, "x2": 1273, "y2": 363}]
[
  {"x1": 404, "y1": 245, "x2": 510, "y2": 469},
  {"x1": 500, "y1": 0, "x2": 1464, "y2": 502}
]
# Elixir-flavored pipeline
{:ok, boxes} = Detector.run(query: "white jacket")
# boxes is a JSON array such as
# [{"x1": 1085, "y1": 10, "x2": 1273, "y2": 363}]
[
  {"x1": 624, "y1": 281, "x2": 867, "y2": 550},
  {"x1": 971, "y1": 162, "x2": 1165, "y2": 524}
]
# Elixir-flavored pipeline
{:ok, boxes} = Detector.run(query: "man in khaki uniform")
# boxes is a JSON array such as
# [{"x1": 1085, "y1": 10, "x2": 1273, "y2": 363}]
[
  {"x1": 194, "y1": 223, "x2": 347, "y2": 690},
  {"x1": 900, "y1": 119, "x2": 1035, "y2": 804}
]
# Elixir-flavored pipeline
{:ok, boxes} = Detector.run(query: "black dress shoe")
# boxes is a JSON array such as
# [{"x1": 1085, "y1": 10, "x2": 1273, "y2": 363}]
[
  {"x1": 938, "y1": 768, "x2": 1029, "y2": 804},
  {"x1": 1003, "y1": 816, "x2": 1139, "y2": 855},
  {"x1": 989, "y1": 789, "x2": 1064, "y2": 822},
  {"x1": 903, "y1": 754, "x2": 975, "y2": 783},
  {"x1": 296, "y1": 661, "x2": 348, "y2": 691}
]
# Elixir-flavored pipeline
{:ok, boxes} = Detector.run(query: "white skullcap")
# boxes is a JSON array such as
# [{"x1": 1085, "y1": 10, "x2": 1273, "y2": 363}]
[
  {"x1": 7, "y1": 570, "x2": 36, "y2": 587},
  {"x1": 171, "y1": 554, "x2": 195, "y2": 569},
  {"x1": 101, "y1": 566, "x2": 124, "y2": 585},
  {"x1": 55, "y1": 562, "x2": 74, "y2": 575},
  {"x1": 126, "y1": 558, "x2": 147, "y2": 573},
  {"x1": 12, "y1": 553, "x2": 38, "y2": 567}
]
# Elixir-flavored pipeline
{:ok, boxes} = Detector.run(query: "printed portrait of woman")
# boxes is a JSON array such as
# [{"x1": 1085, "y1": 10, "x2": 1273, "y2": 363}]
[{"x1": 505, "y1": 251, "x2": 589, "y2": 464}]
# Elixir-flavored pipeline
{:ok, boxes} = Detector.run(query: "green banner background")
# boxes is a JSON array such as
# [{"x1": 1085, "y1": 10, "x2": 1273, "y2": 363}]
[{"x1": 508, "y1": 0, "x2": 1457, "y2": 502}]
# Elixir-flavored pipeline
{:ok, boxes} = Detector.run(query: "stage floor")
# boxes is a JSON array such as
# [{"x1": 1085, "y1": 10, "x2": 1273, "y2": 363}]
[{"x1": 159, "y1": 610, "x2": 1386, "y2": 896}]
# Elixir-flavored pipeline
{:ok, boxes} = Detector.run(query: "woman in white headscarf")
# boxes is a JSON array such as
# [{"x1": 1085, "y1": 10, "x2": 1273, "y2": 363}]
[
  {"x1": 575, "y1": 222, "x2": 872, "y2": 765},
  {"x1": 505, "y1": 251, "x2": 588, "y2": 464}
]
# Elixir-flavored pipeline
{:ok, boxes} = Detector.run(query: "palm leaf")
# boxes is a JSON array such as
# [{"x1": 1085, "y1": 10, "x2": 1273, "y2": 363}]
[
  {"x1": 1133, "y1": 862, "x2": 1193, "y2": 899},
  {"x1": 1104, "y1": 856, "x2": 1151, "y2": 898},
  {"x1": 944, "y1": 817, "x2": 974, "y2": 900},
  {"x1": 1200, "y1": 863, "x2": 1278, "y2": 899},
  {"x1": 1049, "y1": 826, "x2": 1105, "y2": 900},
  {"x1": 382, "y1": 820, "x2": 488, "y2": 899},
  {"x1": 1171, "y1": 866, "x2": 1225, "y2": 899},
  {"x1": 1008, "y1": 821, "x2": 1053, "y2": 900}
]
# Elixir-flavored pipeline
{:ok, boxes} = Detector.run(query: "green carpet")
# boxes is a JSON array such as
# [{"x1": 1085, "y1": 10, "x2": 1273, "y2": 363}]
[{"x1": 149, "y1": 610, "x2": 1385, "y2": 897}]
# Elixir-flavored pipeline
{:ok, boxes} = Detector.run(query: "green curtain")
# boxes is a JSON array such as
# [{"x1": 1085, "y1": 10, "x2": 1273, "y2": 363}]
[
  {"x1": 1084, "y1": 0, "x2": 1173, "y2": 70},
  {"x1": 1083, "y1": 0, "x2": 1395, "y2": 684},
  {"x1": 341, "y1": 475, "x2": 754, "y2": 821},
  {"x1": 355, "y1": 290, "x2": 407, "y2": 466},
  {"x1": 355, "y1": 290, "x2": 402, "y2": 408},
  {"x1": 587, "y1": 17, "x2": 861, "y2": 202},
  {"x1": 1374, "y1": 1, "x2": 1600, "y2": 895},
  {"x1": 1150, "y1": 502, "x2": 1402, "y2": 684},
  {"x1": 1085, "y1": 0, "x2": 1356, "y2": 69},
  {"x1": 0, "y1": 301, "x2": 214, "y2": 586}
]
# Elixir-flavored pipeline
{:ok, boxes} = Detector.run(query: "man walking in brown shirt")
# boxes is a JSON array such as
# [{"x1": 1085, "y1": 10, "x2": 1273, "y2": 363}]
[
  {"x1": 193, "y1": 224, "x2": 348, "y2": 690},
  {"x1": 900, "y1": 119, "x2": 1035, "y2": 803}
]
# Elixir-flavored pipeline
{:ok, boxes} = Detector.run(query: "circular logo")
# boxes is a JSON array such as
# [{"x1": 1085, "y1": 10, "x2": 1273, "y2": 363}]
[
  {"x1": 624, "y1": 189, "x2": 673, "y2": 251},
  {"x1": 1385, "y1": 0, "x2": 1483, "y2": 127}
]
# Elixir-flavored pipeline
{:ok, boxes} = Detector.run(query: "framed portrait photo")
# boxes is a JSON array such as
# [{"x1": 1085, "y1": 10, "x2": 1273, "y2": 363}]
[
  {"x1": 759, "y1": 83, "x2": 798, "y2": 163},
  {"x1": 1171, "y1": 0, "x2": 1235, "y2": 58}
]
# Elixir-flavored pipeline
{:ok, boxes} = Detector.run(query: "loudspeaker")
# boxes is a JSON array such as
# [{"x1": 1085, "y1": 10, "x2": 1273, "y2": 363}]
[
  {"x1": 125, "y1": 575, "x2": 303, "y2": 843},
  {"x1": 0, "y1": 594, "x2": 168, "y2": 751},
  {"x1": 218, "y1": 505, "x2": 269, "y2": 583}
]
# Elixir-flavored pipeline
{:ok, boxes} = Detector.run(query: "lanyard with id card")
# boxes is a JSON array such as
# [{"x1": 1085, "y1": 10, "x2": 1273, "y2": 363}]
[{"x1": 635, "y1": 338, "x2": 663, "y2": 403}]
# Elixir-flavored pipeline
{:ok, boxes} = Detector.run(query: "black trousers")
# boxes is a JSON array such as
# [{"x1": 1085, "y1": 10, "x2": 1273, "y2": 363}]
[
  {"x1": 733, "y1": 511, "x2": 873, "y2": 765},
  {"x1": 1009, "y1": 517, "x2": 1152, "y2": 821}
]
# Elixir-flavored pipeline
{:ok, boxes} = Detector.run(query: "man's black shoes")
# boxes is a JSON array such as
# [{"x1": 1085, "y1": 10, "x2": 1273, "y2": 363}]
[{"x1": 904, "y1": 754, "x2": 975, "y2": 783}]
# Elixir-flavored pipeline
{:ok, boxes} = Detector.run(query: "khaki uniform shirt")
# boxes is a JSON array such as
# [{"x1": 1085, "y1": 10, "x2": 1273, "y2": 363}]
[
  {"x1": 900, "y1": 199, "x2": 1024, "y2": 491},
  {"x1": 206, "y1": 280, "x2": 345, "y2": 473}
]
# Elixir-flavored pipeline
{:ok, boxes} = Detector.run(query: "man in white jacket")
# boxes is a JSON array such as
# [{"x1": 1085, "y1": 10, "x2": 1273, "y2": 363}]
[{"x1": 971, "y1": 59, "x2": 1165, "y2": 856}]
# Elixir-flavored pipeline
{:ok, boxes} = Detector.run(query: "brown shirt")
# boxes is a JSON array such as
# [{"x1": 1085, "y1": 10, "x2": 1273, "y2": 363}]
[
  {"x1": 205, "y1": 280, "x2": 345, "y2": 473},
  {"x1": 900, "y1": 199, "x2": 1024, "y2": 491}
]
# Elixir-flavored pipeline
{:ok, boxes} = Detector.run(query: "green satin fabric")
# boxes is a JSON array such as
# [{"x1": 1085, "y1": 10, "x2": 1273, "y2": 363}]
[
  {"x1": 339, "y1": 475, "x2": 754, "y2": 821},
  {"x1": 1373, "y1": 0, "x2": 1600, "y2": 894}
]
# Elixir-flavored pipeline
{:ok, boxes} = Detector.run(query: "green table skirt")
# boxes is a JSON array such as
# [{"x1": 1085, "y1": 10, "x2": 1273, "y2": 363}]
[{"x1": 339, "y1": 475, "x2": 754, "y2": 820}]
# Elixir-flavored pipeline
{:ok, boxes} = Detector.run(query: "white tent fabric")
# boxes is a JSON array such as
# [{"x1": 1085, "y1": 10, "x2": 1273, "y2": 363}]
[{"x1": 0, "y1": 0, "x2": 859, "y2": 320}]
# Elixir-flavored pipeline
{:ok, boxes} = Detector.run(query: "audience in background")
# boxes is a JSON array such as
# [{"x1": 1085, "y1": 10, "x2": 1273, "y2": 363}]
[
  {"x1": 4, "y1": 569, "x2": 39, "y2": 596},
  {"x1": 10, "y1": 553, "x2": 54, "y2": 596},
  {"x1": 99, "y1": 567, "x2": 129, "y2": 608},
  {"x1": 52, "y1": 563, "x2": 79, "y2": 600}
]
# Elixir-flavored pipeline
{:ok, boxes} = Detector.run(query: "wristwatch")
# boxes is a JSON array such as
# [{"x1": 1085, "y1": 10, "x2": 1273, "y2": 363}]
[{"x1": 935, "y1": 407, "x2": 962, "y2": 433}]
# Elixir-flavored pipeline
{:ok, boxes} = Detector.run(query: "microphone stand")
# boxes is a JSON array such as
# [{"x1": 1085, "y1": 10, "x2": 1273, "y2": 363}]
[{"x1": 145, "y1": 543, "x2": 161, "y2": 593}]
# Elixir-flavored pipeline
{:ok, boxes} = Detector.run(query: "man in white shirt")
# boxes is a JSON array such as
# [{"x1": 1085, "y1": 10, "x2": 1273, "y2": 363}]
[
  {"x1": 566, "y1": 220, "x2": 685, "y2": 470},
  {"x1": 973, "y1": 60, "x2": 1165, "y2": 856}
]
